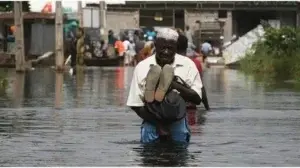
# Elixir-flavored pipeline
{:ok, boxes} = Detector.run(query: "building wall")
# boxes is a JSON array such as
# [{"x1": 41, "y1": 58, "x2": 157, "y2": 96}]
[
  {"x1": 185, "y1": 10, "x2": 234, "y2": 42},
  {"x1": 279, "y1": 11, "x2": 296, "y2": 27},
  {"x1": 106, "y1": 9, "x2": 221, "y2": 33},
  {"x1": 105, "y1": 9, "x2": 296, "y2": 41},
  {"x1": 106, "y1": 10, "x2": 139, "y2": 33},
  {"x1": 139, "y1": 10, "x2": 174, "y2": 28},
  {"x1": 30, "y1": 23, "x2": 55, "y2": 56},
  {"x1": 184, "y1": 10, "x2": 219, "y2": 30},
  {"x1": 223, "y1": 11, "x2": 233, "y2": 43}
]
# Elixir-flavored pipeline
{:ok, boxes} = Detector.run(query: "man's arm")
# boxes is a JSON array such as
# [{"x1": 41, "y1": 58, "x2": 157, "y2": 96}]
[
  {"x1": 171, "y1": 62, "x2": 203, "y2": 105},
  {"x1": 171, "y1": 81, "x2": 201, "y2": 105},
  {"x1": 126, "y1": 65, "x2": 158, "y2": 121}
]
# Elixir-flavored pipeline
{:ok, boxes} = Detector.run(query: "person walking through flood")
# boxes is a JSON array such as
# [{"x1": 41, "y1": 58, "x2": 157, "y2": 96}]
[
  {"x1": 126, "y1": 40, "x2": 136, "y2": 66},
  {"x1": 76, "y1": 27, "x2": 85, "y2": 67},
  {"x1": 123, "y1": 37, "x2": 131, "y2": 66},
  {"x1": 176, "y1": 33, "x2": 210, "y2": 111},
  {"x1": 133, "y1": 32, "x2": 146, "y2": 65},
  {"x1": 114, "y1": 36, "x2": 125, "y2": 65},
  {"x1": 100, "y1": 40, "x2": 108, "y2": 58},
  {"x1": 126, "y1": 28, "x2": 203, "y2": 143},
  {"x1": 201, "y1": 40, "x2": 212, "y2": 60},
  {"x1": 70, "y1": 32, "x2": 77, "y2": 70},
  {"x1": 135, "y1": 42, "x2": 155, "y2": 64},
  {"x1": 145, "y1": 27, "x2": 156, "y2": 41},
  {"x1": 185, "y1": 25, "x2": 193, "y2": 45},
  {"x1": 69, "y1": 27, "x2": 85, "y2": 75},
  {"x1": 108, "y1": 30, "x2": 116, "y2": 45}
]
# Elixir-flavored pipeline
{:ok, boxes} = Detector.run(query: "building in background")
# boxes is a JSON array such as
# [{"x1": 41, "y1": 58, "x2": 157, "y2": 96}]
[
  {"x1": 29, "y1": 0, "x2": 125, "y2": 13},
  {"x1": 26, "y1": 1, "x2": 300, "y2": 47},
  {"x1": 102, "y1": 1, "x2": 297, "y2": 43}
]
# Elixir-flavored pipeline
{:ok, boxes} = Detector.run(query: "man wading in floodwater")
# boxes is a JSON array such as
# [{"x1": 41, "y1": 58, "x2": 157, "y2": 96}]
[{"x1": 127, "y1": 28, "x2": 203, "y2": 143}]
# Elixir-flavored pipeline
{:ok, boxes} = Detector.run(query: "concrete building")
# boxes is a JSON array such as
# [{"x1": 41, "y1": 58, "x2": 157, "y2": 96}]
[{"x1": 89, "y1": 1, "x2": 298, "y2": 43}]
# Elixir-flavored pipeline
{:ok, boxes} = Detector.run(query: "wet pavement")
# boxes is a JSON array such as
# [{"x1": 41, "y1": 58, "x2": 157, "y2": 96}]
[{"x1": 0, "y1": 67, "x2": 300, "y2": 166}]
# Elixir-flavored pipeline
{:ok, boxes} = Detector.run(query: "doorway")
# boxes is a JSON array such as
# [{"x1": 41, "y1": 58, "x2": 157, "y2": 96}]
[{"x1": 174, "y1": 10, "x2": 185, "y2": 30}]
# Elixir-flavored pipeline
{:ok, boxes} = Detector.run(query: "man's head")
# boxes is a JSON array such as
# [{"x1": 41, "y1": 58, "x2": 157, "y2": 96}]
[
  {"x1": 76, "y1": 27, "x2": 84, "y2": 38},
  {"x1": 176, "y1": 28, "x2": 184, "y2": 35},
  {"x1": 176, "y1": 34, "x2": 188, "y2": 56},
  {"x1": 123, "y1": 36, "x2": 129, "y2": 41},
  {"x1": 154, "y1": 28, "x2": 179, "y2": 66},
  {"x1": 100, "y1": 39, "x2": 105, "y2": 45},
  {"x1": 186, "y1": 25, "x2": 190, "y2": 31}
]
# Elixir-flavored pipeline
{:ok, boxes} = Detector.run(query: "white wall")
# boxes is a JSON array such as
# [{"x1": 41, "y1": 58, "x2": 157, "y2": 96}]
[{"x1": 29, "y1": 0, "x2": 125, "y2": 12}]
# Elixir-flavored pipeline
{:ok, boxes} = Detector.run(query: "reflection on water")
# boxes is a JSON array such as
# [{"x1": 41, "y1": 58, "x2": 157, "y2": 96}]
[
  {"x1": 0, "y1": 67, "x2": 300, "y2": 166},
  {"x1": 75, "y1": 69, "x2": 85, "y2": 108},
  {"x1": 134, "y1": 143, "x2": 190, "y2": 167},
  {"x1": 55, "y1": 73, "x2": 63, "y2": 109},
  {"x1": 13, "y1": 73, "x2": 25, "y2": 108}
]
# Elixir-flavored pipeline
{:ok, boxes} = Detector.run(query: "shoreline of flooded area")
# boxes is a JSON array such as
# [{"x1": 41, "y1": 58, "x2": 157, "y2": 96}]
[{"x1": 0, "y1": 67, "x2": 300, "y2": 166}]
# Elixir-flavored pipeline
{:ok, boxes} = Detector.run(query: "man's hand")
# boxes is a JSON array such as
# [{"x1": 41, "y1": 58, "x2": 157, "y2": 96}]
[{"x1": 171, "y1": 77, "x2": 201, "y2": 105}]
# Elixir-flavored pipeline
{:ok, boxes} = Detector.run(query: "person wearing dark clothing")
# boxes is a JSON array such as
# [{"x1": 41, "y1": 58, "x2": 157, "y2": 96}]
[
  {"x1": 70, "y1": 37, "x2": 77, "y2": 68},
  {"x1": 100, "y1": 40, "x2": 108, "y2": 58},
  {"x1": 176, "y1": 33, "x2": 210, "y2": 111},
  {"x1": 135, "y1": 39, "x2": 145, "y2": 54},
  {"x1": 69, "y1": 27, "x2": 85, "y2": 75},
  {"x1": 108, "y1": 30, "x2": 117, "y2": 45}
]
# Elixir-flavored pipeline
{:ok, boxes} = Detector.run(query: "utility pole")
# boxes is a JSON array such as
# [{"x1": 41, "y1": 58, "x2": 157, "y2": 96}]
[
  {"x1": 77, "y1": 1, "x2": 83, "y2": 27},
  {"x1": 14, "y1": 1, "x2": 26, "y2": 72},
  {"x1": 55, "y1": 1, "x2": 64, "y2": 72},
  {"x1": 99, "y1": 1, "x2": 107, "y2": 41}
]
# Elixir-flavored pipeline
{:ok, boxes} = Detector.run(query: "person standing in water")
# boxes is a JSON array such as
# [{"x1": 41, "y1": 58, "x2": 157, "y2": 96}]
[
  {"x1": 127, "y1": 28, "x2": 203, "y2": 143},
  {"x1": 114, "y1": 36, "x2": 125, "y2": 66},
  {"x1": 185, "y1": 25, "x2": 193, "y2": 45},
  {"x1": 176, "y1": 33, "x2": 210, "y2": 111},
  {"x1": 76, "y1": 27, "x2": 85, "y2": 67},
  {"x1": 70, "y1": 27, "x2": 85, "y2": 75},
  {"x1": 201, "y1": 40, "x2": 212, "y2": 60},
  {"x1": 145, "y1": 27, "x2": 156, "y2": 41}
]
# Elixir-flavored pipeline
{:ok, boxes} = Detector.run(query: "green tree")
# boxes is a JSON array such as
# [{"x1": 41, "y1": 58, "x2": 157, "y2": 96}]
[{"x1": 0, "y1": 1, "x2": 30, "y2": 12}]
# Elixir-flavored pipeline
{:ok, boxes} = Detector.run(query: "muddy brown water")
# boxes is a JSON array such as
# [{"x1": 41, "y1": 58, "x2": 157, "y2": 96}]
[{"x1": 0, "y1": 67, "x2": 300, "y2": 166}]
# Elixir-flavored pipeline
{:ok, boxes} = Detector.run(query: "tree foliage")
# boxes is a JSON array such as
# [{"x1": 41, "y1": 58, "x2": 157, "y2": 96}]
[{"x1": 240, "y1": 26, "x2": 300, "y2": 81}]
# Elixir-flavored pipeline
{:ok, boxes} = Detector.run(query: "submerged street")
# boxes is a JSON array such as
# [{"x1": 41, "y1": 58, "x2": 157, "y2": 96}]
[{"x1": 0, "y1": 67, "x2": 300, "y2": 166}]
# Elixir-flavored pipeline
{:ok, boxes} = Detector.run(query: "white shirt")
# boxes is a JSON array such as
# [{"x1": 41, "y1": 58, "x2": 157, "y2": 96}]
[
  {"x1": 126, "y1": 54, "x2": 203, "y2": 107},
  {"x1": 122, "y1": 40, "x2": 130, "y2": 51},
  {"x1": 201, "y1": 42, "x2": 212, "y2": 53},
  {"x1": 128, "y1": 43, "x2": 135, "y2": 52}
]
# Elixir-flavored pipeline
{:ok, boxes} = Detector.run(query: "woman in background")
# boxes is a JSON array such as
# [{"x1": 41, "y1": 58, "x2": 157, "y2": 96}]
[
  {"x1": 135, "y1": 42, "x2": 155, "y2": 64},
  {"x1": 114, "y1": 36, "x2": 125, "y2": 66}
]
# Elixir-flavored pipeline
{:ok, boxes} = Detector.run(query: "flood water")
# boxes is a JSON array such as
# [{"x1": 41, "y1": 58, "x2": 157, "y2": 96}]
[{"x1": 0, "y1": 67, "x2": 300, "y2": 166}]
